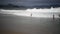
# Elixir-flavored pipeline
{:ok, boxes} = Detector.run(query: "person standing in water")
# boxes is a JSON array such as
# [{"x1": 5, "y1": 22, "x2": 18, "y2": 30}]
[
  {"x1": 31, "y1": 13, "x2": 32, "y2": 17},
  {"x1": 53, "y1": 14, "x2": 55, "y2": 20}
]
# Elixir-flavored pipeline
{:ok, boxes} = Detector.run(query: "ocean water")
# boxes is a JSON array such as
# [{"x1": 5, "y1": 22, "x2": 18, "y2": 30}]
[{"x1": 0, "y1": 8, "x2": 60, "y2": 18}]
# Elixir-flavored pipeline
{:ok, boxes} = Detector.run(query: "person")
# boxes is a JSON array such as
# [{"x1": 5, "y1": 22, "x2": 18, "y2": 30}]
[
  {"x1": 31, "y1": 13, "x2": 32, "y2": 16},
  {"x1": 53, "y1": 14, "x2": 55, "y2": 20}
]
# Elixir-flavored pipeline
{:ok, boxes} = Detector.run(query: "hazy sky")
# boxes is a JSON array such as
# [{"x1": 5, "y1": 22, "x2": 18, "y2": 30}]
[{"x1": 0, "y1": 0, "x2": 60, "y2": 6}]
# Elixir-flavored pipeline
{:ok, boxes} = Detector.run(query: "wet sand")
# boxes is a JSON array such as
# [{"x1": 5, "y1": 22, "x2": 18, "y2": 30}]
[{"x1": 0, "y1": 13, "x2": 60, "y2": 34}]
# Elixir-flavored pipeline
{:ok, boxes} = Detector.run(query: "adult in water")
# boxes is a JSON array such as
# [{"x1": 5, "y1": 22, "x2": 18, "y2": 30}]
[
  {"x1": 53, "y1": 14, "x2": 55, "y2": 20},
  {"x1": 31, "y1": 13, "x2": 32, "y2": 17}
]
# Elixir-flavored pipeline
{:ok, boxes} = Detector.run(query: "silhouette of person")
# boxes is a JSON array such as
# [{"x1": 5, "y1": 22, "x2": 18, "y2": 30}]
[
  {"x1": 31, "y1": 13, "x2": 32, "y2": 16},
  {"x1": 53, "y1": 14, "x2": 55, "y2": 20}
]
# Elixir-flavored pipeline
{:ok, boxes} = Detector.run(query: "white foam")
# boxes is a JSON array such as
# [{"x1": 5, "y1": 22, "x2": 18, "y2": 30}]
[{"x1": 0, "y1": 7, "x2": 60, "y2": 18}]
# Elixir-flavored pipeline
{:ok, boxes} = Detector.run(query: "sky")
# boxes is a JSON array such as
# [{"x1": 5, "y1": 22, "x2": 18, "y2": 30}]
[{"x1": 0, "y1": 0, "x2": 60, "y2": 6}]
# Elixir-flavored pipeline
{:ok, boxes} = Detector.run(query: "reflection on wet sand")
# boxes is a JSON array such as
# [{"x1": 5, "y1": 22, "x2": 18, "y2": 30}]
[{"x1": 0, "y1": 13, "x2": 60, "y2": 34}]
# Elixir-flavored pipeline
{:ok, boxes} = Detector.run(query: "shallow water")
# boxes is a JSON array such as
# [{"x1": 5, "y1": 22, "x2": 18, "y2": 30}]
[{"x1": 0, "y1": 14, "x2": 60, "y2": 34}]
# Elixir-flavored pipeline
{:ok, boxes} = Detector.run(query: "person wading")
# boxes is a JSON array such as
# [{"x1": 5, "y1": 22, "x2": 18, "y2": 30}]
[
  {"x1": 53, "y1": 14, "x2": 55, "y2": 20},
  {"x1": 31, "y1": 13, "x2": 32, "y2": 17}
]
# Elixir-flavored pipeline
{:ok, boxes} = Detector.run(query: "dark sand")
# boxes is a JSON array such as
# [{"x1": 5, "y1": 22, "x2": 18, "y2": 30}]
[{"x1": 0, "y1": 13, "x2": 60, "y2": 34}]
